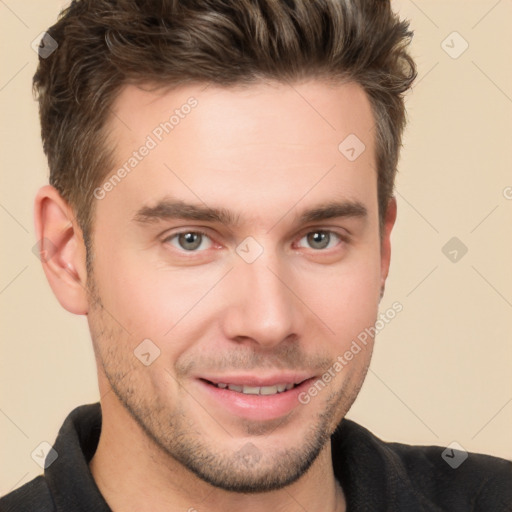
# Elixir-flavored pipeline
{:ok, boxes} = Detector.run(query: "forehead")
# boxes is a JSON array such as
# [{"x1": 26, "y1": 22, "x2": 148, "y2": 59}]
[
  {"x1": 109, "y1": 79, "x2": 374, "y2": 149},
  {"x1": 99, "y1": 80, "x2": 377, "y2": 226}
]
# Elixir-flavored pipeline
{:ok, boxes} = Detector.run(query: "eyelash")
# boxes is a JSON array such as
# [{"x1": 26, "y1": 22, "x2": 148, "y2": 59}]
[{"x1": 161, "y1": 228, "x2": 349, "y2": 255}]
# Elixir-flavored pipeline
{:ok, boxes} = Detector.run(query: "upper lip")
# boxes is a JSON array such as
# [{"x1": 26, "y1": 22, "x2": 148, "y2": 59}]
[{"x1": 197, "y1": 373, "x2": 314, "y2": 387}]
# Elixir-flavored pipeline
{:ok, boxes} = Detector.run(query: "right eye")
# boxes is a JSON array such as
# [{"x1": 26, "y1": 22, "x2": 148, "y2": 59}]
[{"x1": 163, "y1": 231, "x2": 214, "y2": 252}]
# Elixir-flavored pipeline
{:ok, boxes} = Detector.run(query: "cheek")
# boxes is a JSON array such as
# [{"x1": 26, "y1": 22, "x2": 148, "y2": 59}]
[
  {"x1": 92, "y1": 244, "x2": 225, "y2": 341},
  {"x1": 296, "y1": 249, "x2": 382, "y2": 339}
]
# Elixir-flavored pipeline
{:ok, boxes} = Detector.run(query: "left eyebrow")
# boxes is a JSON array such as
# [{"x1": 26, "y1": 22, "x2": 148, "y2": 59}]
[{"x1": 296, "y1": 200, "x2": 368, "y2": 224}]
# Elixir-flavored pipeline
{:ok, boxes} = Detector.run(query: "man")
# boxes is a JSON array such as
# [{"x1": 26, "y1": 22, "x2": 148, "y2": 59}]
[{"x1": 1, "y1": 0, "x2": 511, "y2": 510}]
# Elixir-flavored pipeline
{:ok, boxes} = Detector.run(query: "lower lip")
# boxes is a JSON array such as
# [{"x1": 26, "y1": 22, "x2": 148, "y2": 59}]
[{"x1": 196, "y1": 378, "x2": 315, "y2": 422}]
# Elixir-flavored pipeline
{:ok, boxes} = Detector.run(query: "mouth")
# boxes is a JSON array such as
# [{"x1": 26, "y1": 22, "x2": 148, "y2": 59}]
[
  {"x1": 195, "y1": 375, "x2": 316, "y2": 422},
  {"x1": 201, "y1": 379, "x2": 301, "y2": 396}
]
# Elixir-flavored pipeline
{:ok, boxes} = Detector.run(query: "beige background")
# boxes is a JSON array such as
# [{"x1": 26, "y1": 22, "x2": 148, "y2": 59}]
[{"x1": 1, "y1": 0, "x2": 511, "y2": 495}]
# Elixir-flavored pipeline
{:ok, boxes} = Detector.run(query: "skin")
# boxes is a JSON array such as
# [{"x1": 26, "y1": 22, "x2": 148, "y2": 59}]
[{"x1": 35, "y1": 80, "x2": 396, "y2": 512}]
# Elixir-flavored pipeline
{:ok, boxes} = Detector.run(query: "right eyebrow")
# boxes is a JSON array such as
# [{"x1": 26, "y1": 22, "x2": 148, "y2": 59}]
[{"x1": 132, "y1": 199, "x2": 240, "y2": 226}]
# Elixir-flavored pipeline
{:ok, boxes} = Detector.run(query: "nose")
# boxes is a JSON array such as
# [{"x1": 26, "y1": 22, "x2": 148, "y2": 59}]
[{"x1": 220, "y1": 249, "x2": 303, "y2": 349}]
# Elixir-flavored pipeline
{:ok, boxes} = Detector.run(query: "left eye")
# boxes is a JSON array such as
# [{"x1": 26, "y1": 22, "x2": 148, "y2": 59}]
[
  {"x1": 297, "y1": 231, "x2": 341, "y2": 250},
  {"x1": 165, "y1": 231, "x2": 213, "y2": 252}
]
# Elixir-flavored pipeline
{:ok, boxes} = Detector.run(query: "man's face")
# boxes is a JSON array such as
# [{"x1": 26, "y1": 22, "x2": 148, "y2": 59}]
[{"x1": 87, "y1": 80, "x2": 390, "y2": 491}]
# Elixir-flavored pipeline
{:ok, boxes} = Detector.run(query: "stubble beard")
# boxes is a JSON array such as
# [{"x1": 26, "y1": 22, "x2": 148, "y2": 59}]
[{"x1": 86, "y1": 270, "x2": 368, "y2": 494}]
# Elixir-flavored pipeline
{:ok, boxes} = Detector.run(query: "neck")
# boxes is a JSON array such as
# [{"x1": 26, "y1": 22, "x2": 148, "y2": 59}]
[{"x1": 89, "y1": 395, "x2": 346, "y2": 512}]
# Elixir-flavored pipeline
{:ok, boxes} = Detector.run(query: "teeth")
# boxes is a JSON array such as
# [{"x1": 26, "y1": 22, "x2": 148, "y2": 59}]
[
  {"x1": 242, "y1": 385, "x2": 261, "y2": 395},
  {"x1": 259, "y1": 385, "x2": 278, "y2": 395},
  {"x1": 216, "y1": 382, "x2": 295, "y2": 395}
]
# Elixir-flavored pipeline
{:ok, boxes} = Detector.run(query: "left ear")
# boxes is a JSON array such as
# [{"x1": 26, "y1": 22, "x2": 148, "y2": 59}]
[{"x1": 380, "y1": 197, "x2": 397, "y2": 295}]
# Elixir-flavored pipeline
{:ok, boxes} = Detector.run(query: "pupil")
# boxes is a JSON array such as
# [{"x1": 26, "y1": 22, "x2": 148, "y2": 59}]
[
  {"x1": 308, "y1": 231, "x2": 329, "y2": 249},
  {"x1": 180, "y1": 232, "x2": 201, "y2": 250}
]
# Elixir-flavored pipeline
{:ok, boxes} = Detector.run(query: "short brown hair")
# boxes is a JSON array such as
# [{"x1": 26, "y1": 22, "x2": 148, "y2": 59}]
[{"x1": 34, "y1": 0, "x2": 416, "y2": 246}]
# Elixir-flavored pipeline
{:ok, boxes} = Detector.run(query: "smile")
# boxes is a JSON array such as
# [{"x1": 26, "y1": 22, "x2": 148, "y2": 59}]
[{"x1": 209, "y1": 382, "x2": 297, "y2": 395}]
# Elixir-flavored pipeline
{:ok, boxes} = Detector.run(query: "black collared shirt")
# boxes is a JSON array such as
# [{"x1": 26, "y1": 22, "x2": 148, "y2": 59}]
[{"x1": 2, "y1": 403, "x2": 511, "y2": 511}]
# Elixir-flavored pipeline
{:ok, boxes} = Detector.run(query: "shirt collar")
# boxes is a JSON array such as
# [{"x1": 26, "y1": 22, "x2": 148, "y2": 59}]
[
  {"x1": 45, "y1": 402, "x2": 428, "y2": 511},
  {"x1": 45, "y1": 403, "x2": 111, "y2": 511}
]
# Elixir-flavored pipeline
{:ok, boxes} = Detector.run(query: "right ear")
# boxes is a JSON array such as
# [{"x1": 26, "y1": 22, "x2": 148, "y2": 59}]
[{"x1": 34, "y1": 185, "x2": 89, "y2": 315}]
